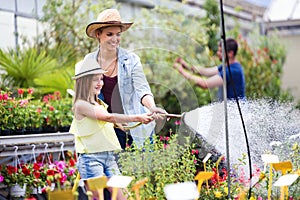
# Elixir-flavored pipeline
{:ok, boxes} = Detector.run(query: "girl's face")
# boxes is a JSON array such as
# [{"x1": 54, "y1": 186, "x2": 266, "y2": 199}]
[
  {"x1": 92, "y1": 74, "x2": 104, "y2": 95},
  {"x1": 98, "y1": 26, "x2": 122, "y2": 50}
]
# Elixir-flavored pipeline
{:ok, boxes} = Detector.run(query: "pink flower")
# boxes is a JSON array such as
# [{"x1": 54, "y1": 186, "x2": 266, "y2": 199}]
[
  {"x1": 165, "y1": 136, "x2": 170, "y2": 141},
  {"x1": 37, "y1": 107, "x2": 42, "y2": 114},
  {"x1": 174, "y1": 120, "x2": 181, "y2": 125},
  {"x1": 56, "y1": 161, "x2": 66, "y2": 172},
  {"x1": 0, "y1": 175, "x2": 4, "y2": 182},
  {"x1": 43, "y1": 96, "x2": 49, "y2": 103},
  {"x1": 19, "y1": 99, "x2": 29, "y2": 107},
  {"x1": 3, "y1": 93, "x2": 8, "y2": 100},
  {"x1": 191, "y1": 149, "x2": 199, "y2": 155},
  {"x1": 68, "y1": 168, "x2": 76, "y2": 176},
  {"x1": 61, "y1": 173, "x2": 67, "y2": 183}
]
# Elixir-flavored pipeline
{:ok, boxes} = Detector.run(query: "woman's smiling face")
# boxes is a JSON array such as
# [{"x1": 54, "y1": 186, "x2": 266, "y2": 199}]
[{"x1": 99, "y1": 26, "x2": 122, "y2": 50}]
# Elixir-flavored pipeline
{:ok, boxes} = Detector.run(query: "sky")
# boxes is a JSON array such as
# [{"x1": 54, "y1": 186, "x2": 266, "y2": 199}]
[{"x1": 245, "y1": 0, "x2": 273, "y2": 7}]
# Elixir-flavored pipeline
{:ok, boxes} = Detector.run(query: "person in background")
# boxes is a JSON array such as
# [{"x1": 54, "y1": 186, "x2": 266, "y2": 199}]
[
  {"x1": 174, "y1": 38, "x2": 245, "y2": 101},
  {"x1": 69, "y1": 58, "x2": 154, "y2": 199},
  {"x1": 84, "y1": 9, "x2": 166, "y2": 149}
]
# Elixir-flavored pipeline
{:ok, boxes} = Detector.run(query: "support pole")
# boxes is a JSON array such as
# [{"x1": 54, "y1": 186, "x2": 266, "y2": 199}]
[{"x1": 219, "y1": 1, "x2": 231, "y2": 198}]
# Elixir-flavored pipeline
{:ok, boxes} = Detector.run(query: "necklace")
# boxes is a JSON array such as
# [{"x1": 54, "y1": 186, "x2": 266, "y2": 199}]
[{"x1": 98, "y1": 51, "x2": 118, "y2": 77}]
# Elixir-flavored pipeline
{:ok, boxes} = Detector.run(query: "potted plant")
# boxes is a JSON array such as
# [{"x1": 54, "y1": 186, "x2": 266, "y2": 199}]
[
  {"x1": 27, "y1": 103, "x2": 44, "y2": 134},
  {"x1": 0, "y1": 90, "x2": 15, "y2": 135}
]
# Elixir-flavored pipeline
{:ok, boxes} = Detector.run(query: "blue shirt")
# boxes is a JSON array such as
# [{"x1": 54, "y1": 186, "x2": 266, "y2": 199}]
[{"x1": 218, "y1": 62, "x2": 246, "y2": 101}]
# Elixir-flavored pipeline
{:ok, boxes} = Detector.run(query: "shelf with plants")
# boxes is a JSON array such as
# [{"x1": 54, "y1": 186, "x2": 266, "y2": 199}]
[{"x1": 0, "y1": 88, "x2": 73, "y2": 136}]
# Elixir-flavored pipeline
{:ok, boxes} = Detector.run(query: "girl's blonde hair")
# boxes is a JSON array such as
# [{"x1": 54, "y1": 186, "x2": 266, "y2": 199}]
[{"x1": 73, "y1": 74, "x2": 96, "y2": 107}]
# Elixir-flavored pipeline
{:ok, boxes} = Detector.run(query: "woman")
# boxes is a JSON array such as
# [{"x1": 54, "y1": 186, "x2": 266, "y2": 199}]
[
  {"x1": 69, "y1": 58, "x2": 153, "y2": 199},
  {"x1": 84, "y1": 9, "x2": 165, "y2": 148}
]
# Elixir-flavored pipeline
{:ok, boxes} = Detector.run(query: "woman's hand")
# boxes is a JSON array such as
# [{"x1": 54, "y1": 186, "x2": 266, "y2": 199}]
[{"x1": 149, "y1": 106, "x2": 167, "y2": 120}]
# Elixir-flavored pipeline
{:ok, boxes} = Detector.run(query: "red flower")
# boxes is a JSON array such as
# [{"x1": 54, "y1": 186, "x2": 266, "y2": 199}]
[
  {"x1": 54, "y1": 91, "x2": 61, "y2": 100},
  {"x1": 33, "y1": 163, "x2": 41, "y2": 171},
  {"x1": 49, "y1": 106, "x2": 55, "y2": 111},
  {"x1": 28, "y1": 88, "x2": 34, "y2": 94},
  {"x1": 18, "y1": 89, "x2": 24, "y2": 95},
  {"x1": 21, "y1": 165, "x2": 31, "y2": 176},
  {"x1": 7, "y1": 165, "x2": 17, "y2": 175},
  {"x1": 69, "y1": 159, "x2": 76, "y2": 167},
  {"x1": 47, "y1": 169, "x2": 55, "y2": 176},
  {"x1": 33, "y1": 171, "x2": 41, "y2": 179}
]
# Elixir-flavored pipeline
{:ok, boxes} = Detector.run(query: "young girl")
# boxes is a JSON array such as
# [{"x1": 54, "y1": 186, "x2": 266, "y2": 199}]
[{"x1": 69, "y1": 58, "x2": 153, "y2": 199}]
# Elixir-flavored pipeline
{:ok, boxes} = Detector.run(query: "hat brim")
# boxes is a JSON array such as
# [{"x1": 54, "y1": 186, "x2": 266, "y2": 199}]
[
  {"x1": 86, "y1": 22, "x2": 133, "y2": 38},
  {"x1": 73, "y1": 68, "x2": 107, "y2": 80}
]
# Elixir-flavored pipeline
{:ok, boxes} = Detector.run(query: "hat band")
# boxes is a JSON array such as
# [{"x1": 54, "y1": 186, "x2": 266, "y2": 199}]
[{"x1": 75, "y1": 68, "x2": 102, "y2": 77}]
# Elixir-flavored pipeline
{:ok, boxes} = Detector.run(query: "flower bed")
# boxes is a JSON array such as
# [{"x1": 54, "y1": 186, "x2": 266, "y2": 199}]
[
  {"x1": 0, "y1": 88, "x2": 73, "y2": 135},
  {"x1": 0, "y1": 151, "x2": 77, "y2": 198}
]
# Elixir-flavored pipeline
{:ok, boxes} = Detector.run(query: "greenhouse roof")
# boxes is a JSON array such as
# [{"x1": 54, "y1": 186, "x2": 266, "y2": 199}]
[{"x1": 263, "y1": 0, "x2": 300, "y2": 21}]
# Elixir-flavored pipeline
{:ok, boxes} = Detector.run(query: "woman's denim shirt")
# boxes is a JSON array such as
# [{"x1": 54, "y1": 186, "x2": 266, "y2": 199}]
[{"x1": 84, "y1": 47, "x2": 155, "y2": 147}]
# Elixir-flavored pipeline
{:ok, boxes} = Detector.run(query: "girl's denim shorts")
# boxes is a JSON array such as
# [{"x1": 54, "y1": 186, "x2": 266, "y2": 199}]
[{"x1": 77, "y1": 151, "x2": 120, "y2": 180}]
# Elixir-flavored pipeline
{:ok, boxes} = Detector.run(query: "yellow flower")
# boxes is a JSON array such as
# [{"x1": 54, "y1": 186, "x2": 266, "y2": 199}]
[
  {"x1": 214, "y1": 191, "x2": 223, "y2": 198},
  {"x1": 259, "y1": 172, "x2": 266, "y2": 180},
  {"x1": 292, "y1": 143, "x2": 298, "y2": 150},
  {"x1": 249, "y1": 196, "x2": 256, "y2": 200},
  {"x1": 223, "y1": 187, "x2": 228, "y2": 195}
]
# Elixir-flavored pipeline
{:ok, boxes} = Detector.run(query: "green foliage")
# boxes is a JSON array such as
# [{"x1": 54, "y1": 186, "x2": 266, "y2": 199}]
[
  {"x1": 202, "y1": 0, "x2": 220, "y2": 53},
  {"x1": 1, "y1": 0, "x2": 295, "y2": 120},
  {"x1": 41, "y1": 0, "x2": 115, "y2": 55},
  {"x1": 118, "y1": 133, "x2": 197, "y2": 199},
  {"x1": 0, "y1": 48, "x2": 57, "y2": 89},
  {"x1": 0, "y1": 88, "x2": 72, "y2": 133},
  {"x1": 236, "y1": 34, "x2": 293, "y2": 101}
]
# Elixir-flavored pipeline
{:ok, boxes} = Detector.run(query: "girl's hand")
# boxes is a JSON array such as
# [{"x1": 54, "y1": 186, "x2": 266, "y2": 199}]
[{"x1": 137, "y1": 113, "x2": 154, "y2": 124}]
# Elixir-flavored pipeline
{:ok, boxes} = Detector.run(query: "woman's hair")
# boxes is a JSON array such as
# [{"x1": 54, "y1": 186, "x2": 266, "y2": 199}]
[
  {"x1": 73, "y1": 74, "x2": 95, "y2": 106},
  {"x1": 96, "y1": 25, "x2": 123, "y2": 35}
]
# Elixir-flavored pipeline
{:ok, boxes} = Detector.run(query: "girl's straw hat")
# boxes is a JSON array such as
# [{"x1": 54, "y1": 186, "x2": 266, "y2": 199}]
[
  {"x1": 73, "y1": 58, "x2": 106, "y2": 80},
  {"x1": 86, "y1": 9, "x2": 133, "y2": 38}
]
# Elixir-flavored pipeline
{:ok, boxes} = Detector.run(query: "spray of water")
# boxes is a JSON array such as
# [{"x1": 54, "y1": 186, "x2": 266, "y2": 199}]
[{"x1": 183, "y1": 99, "x2": 300, "y2": 167}]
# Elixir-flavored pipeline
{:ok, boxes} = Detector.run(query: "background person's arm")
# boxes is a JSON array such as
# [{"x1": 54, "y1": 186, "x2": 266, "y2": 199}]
[
  {"x1": 174, "y1": 62, "x2": 223, "y2": 89},
  {"x1": 175, "y1": 57, "x2": 218, "y2": 77}
]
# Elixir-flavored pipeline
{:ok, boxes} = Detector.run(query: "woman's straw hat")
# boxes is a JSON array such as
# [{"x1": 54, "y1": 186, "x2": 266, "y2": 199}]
[
  {"x1": 73, "y1": 58, "x2": 106, "y2": 80},
  {"x1": 86, "y1": 9, "x2": 133, "y2": 38}
]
